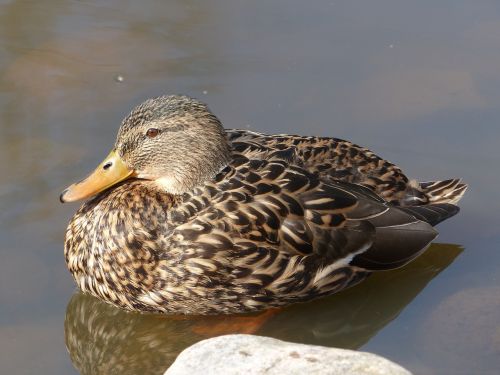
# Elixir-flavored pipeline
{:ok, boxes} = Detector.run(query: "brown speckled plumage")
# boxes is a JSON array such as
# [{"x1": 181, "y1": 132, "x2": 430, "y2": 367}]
[{"x1": 63, "y1": 95, "x2": 467, "y2": 314}]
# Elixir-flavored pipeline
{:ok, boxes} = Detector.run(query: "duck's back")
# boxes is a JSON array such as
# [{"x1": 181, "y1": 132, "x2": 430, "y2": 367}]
[{"x1": 227, "y1": 130, "x2": 467, "y2": 207}]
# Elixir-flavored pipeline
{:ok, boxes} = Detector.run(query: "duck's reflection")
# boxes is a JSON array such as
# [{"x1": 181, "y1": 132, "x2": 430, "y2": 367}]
[
  {"x1": 260, "y1": 243, "x2": 463, "y2": 348},
  {"x1": 65, "y1": 243, "x2": 462, "y2": 375}
]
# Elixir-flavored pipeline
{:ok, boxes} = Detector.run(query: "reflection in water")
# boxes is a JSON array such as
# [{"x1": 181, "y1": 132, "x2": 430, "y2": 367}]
[
  {"x1": 65, "y1": 243, "x2": 462, "y2": 374},
  {"x1": 261, "y1": 243, "x2": 463, "y2": 349}
]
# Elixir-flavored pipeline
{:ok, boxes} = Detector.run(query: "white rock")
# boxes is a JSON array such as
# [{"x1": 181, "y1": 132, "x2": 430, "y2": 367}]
[{"x1": 165, "y1": 334, "x2": 411, "y2": 375}]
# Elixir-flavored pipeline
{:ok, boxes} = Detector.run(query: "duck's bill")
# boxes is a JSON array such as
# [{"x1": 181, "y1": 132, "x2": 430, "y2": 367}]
[{"x1": 60, "y1": 150, "x2": 135, "y2": 203}]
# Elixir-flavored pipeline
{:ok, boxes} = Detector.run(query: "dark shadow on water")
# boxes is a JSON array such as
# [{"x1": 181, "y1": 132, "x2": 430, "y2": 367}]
[{"x1": 65, "y1": 243, "x2": 462, "y2": 375}]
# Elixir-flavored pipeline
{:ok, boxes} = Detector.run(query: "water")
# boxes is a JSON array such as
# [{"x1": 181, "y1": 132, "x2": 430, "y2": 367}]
[{"x1": 1, "y1": 1, "x2": 499, "y2": 374}]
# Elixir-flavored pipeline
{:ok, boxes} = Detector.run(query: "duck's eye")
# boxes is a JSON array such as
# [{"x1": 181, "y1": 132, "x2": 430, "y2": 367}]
[{"x1": 146, "y1": 128, "x2": 159, "y2": 138}]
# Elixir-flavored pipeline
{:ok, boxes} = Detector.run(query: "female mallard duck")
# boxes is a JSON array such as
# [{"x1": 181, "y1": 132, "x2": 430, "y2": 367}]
[{"x1": 61, "y1": 95, "x2": 466, "y2": 315}]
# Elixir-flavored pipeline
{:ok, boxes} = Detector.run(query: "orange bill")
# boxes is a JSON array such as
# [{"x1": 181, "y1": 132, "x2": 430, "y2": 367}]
[{"x1": 60, "y1": 150, "x2": 134, "y2": 203}]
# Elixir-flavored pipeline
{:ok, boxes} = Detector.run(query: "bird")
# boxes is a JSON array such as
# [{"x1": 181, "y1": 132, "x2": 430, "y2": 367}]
[{"x1": 60, "y1": 95, "x2": 467, "y2": 315}]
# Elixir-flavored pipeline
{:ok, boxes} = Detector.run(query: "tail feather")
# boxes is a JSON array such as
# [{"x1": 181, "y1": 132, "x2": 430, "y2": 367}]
[
  {"x1": 420, "y1": 179, "x2": 468, "y2": 205},
  {"x1": 398, "y1": 203, "x2": 460, "y2": 226}
]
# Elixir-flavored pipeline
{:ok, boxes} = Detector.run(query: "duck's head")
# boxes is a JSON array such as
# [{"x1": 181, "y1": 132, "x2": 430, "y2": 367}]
[{"x1": 60, "y1": 95, "x2": 231, "y2": 203}]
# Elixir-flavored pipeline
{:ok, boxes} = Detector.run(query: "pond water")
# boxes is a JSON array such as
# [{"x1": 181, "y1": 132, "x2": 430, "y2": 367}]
[{"x1": 1, "y1": 1, "x2": 499, "y2": 374}]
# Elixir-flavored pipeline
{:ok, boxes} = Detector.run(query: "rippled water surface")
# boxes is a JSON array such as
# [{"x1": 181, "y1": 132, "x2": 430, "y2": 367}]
[{"x1": 1, "y1": 1, "x2": 499, "y2": 374}]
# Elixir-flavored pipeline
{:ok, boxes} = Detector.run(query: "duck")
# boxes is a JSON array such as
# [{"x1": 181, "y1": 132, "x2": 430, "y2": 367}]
[{"x1": 60, "y1": 95, "x2": 467, "y2": 315}]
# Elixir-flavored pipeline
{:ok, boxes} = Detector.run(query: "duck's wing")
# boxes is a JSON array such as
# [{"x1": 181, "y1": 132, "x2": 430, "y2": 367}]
[
  {"x1": 163, "y1": 156, "x2": 452, "y2": 311},
  {"x1": 174, "y1": 155, "x2": 441, "y2": 273},
  {"x1": 302, "y1": 181, "x2": 441, "y2": 271}
]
